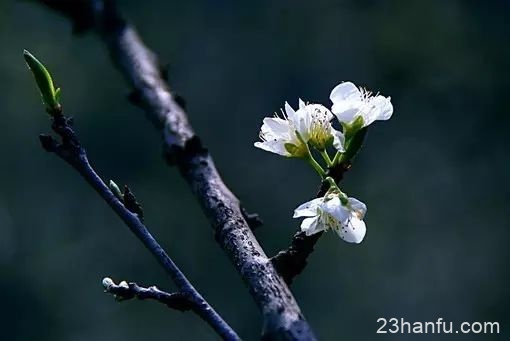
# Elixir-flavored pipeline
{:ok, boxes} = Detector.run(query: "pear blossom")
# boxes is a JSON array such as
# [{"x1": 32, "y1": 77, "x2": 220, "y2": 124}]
[
  {"x1": 304, "y1": 103, "x2": 345, "y2": 151},
  {"x1": 293, "y1": 193, "x2": 367, "y2": 243},
  {"x1": 330, "y1": 81, "x2": 393, "y2": 127},
  {"x1": 254, "y1": 101, "x2": 308, "y2": 157},
  {"x1": 254, "y1": 100, "x2": 344, "y2": 157}
]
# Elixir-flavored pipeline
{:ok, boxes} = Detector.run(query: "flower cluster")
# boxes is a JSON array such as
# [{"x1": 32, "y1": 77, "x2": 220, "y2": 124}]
[{"x1": 255, "y1": 81, "x2": 393, "y2": 243}]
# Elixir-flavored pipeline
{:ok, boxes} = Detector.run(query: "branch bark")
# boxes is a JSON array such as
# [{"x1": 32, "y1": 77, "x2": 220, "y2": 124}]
[
  {"x1": 39, "y1": 113, "x2": 239, "y2": 340},
  {"x1": 35, "y1": 0, "x2": 316, "y2": 339}
]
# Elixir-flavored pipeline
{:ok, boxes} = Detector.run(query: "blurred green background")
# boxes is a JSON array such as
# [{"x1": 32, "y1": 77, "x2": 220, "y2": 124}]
[{"x1": 0, "y1": 0, "x2": 508, "y2": 340}]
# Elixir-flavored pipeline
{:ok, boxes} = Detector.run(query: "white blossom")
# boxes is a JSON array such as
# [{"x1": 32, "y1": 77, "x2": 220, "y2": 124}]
[
  {"x1": 301, "y1": 103, "x2": 345, "y2": 151},
  {"x1": 330, "y1": 81, "x2": 393, "y2": 127},
  {"x1": 254, "y1": 100, "x2": 344, "y2": 157},
  {"x1": 254, "y1": 101, "x2": 308, "y2": 157},
  {"x1": 293, "y1": 193, "x2": 367, "y2": 243}
]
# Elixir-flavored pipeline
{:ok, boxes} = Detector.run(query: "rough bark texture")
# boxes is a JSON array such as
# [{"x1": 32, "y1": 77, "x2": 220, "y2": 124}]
[
  {"x1": 37, "y1": 0, "x2": 316, "y2": 339},
  {"x1": 271, "y1": 231, "x2": 324, "y2": 285},
  {"x1": 173, "y1": 137, "x2": 314, "y2": 339}
]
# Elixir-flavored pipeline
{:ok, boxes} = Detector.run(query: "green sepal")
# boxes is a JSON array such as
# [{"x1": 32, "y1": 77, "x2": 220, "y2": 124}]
[
  {"x1": 55, "y1": 87, "x2": 62, "y2": 104},
  {"x1": 341, "y1": 127, "x2": 368, "y2": 163},
  {"x1": 23, "y1": 49, "x2": 61, "y2": 113},
  {"x1": 342, "y1": 116, "x2": 364, "y2": 142},
  {"x1": 339, "y1": 196, "x2": 349, "y2": 206},
  {"x1": 285, "y1": 142, "x2": 309, "y2": 158},
  {"x1": 285, "y1": 143, "x2": 299, "y2": 156}
]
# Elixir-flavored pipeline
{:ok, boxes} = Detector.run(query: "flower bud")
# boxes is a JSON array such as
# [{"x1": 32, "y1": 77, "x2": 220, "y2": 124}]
[{"x1": 23, "y1": 50, "x2": 61, "y2": 114}]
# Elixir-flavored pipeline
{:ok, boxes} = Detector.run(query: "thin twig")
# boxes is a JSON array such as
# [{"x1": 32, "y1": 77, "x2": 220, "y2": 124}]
[
  {"x1": 102, "y1": 277, "x2": 193, "y2": 311},
  {"x1": 35, "y1": 1, "x2": 316, "y2": 338},
  {"x1": 39, "y1": 113, "x2": 240, "y2": 340}
]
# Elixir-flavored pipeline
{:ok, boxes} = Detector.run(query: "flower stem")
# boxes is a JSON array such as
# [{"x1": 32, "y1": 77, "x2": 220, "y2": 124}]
[
  {"x1": 325, "y1": 176, "x2": 339, "y2": 190},
  {"x1": 307, "y1": 154, "x2": 326, "y2": 178},
  {"x1": 325, "y1": 177, "x2": 348, "y2": 203},
  {"x1": 332, "y1": 151, "x2": 342, "y2": 165},
  {"x1": 320, "y1": 150, "x2": 333, "y2": 167},
  {"x1": 296, "y1": 131, "x2": 326, "y2": 179}
]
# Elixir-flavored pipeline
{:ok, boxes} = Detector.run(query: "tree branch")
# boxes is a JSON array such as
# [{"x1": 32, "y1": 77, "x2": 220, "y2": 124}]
[
  {"x1": 271, "y1": 162, "x2": 352, "y2": 284},
  {"x1": 271, "y1": 231, "x2": 324, "y2": 285},
  {"x1": 39, "y1": 113, "x2": 239, "y2": 340},
  {"x1": 34, "y1": 1, "x2": 316, "y2": 339},
  {"x1": 102, "y1": 277, "x2": 193, "y2": 312}
]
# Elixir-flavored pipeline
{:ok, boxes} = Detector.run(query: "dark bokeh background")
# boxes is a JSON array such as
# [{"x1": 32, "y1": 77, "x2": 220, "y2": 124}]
[{"x1": 1, "y1": 0, "x2": 509, "y2": 340}]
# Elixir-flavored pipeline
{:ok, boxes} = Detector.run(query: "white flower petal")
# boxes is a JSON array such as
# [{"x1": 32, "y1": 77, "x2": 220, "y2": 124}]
[
  {"x1": 330, "y1": 82, "x2": 362, "y2": 103},
  {"x1": 285, "y1": 102, "x2": 297, "y2": 123},
  {"x1": 293, "y1": 198, "x2": 323, "y2": 218},
  {"x1": 301, "y1": 216, "x2": 325, "y2": 236},
  {"x1": 331, "y1": 104, "x2": 360, "y2": 124},
  {"x1": 337, "y1": 216, "x2": 366, "y2": 243},
  {"x1": 330, "y1": 82, "x2": 393, "y2": 127},
  {"x1": 361, "y1": 95, "x2": 392, "y2": 126},
  {"x1": 254, "y1": 140, "x2": 288, "y2": 156},
  {"x1": 298, "y1": 98, "x2": 306, "y2": 109},
  {"x1": 331, "y1": 128, "x2": 345, "y2": 152},
  {"x1": 292, "y1": 108, "x2": 311, "y2": 141},
  {"x1": 262, "y1": 117, "x2": 290, "y2": 136},
  {"x1": 294, "y1": 193, "x2": 367, "y2": 242},
  {"x1": 371, "y1": 95, "x2": 393, "y2": 121},
  {"x1": 309, "y1": 103, "x2": 334, "y2": 121},
  {"x1": 321, "y1": 196, "x2": 345, "y2": 217},
  {"x1": 347, "y1": 197, "x2": 367, "y2": 219}
]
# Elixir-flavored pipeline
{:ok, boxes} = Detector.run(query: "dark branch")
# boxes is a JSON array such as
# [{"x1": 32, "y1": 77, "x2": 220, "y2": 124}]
[
  {"x1": 271, "y1": 162, "x2": 352, "y2": 284},
  {"x1": 271, "y1": 231, "x2": 323, "y2": 285},
  {"x1": 102, "y1": 277, "x2": 193, "y2": 312},
  {"x1": 122, "y1": 185, "x2": 144, "y2": 222},
  {"x1": 35, "y1": 1, "x2": 316, "y2": 339},
  {"x1": 39, "y1": 112, "x2": 239, "y2": 340}
]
